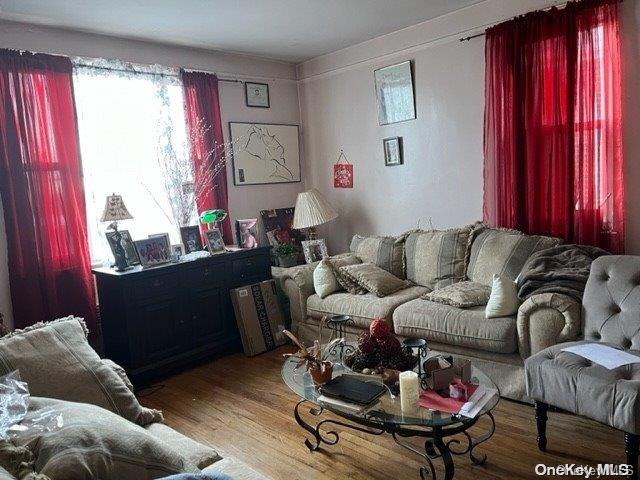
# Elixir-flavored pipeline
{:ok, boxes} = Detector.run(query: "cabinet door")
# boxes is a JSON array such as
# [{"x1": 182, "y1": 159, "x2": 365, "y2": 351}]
[
  {"x1": 189, "y1": 284, "x2": 230, "y2": 346},
  {"x1": 130, "y1": 293, "x2": 183, "y2": 368}
]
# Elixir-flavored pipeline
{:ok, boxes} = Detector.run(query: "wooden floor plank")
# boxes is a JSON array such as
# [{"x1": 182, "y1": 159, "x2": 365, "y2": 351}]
[{"x1": 143, "y1": 347, "x2": 623, "y2": 480}]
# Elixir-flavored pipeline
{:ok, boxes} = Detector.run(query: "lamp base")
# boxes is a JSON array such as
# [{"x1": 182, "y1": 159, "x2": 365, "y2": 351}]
[{"x1": 307, "y1": 226, "x2": 318, "y2": 240}]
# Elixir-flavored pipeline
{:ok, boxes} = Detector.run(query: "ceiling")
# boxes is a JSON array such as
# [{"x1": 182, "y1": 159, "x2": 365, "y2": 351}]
[{"x1": 0, "y1": 0, "x2": 484, "y2": 63}]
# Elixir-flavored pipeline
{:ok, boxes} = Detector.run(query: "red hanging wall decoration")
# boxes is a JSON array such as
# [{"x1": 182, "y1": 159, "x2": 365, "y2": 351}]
[{"x1": 333, "y1": 150, "x2": 353, "y2": 188}]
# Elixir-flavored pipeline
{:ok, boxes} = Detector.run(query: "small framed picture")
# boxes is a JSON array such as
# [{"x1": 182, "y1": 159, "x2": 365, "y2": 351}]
[
  {"x1": 149, "y1": 232, "x2": 171, "y2": 246},
  {"x1": 134, "y1": 236, "x2": 171, "y2": 268},
  {"x1": 383, "y1": 136, "x2": 403, "y2": 166},
  {"x1": 171, "y1": 244, "x2": 184, "y2": 257},
  {"x1": 205, "y1": 228, "x2": 226, "y2": 255},
  {"x1": 245, "y1": 82, "x2": 270, "y2": 108},
  {"x1": 302, "y1": 239, "x2": 328, "y2": 264},
  {"x1": 105, "y1": 229, "x2": 140, "y2": 265},
  {"x1": 235, "y1": 218, "x2": 259, "y2": 249},
  {"x1": 180, "y1": 225, "x2": 203, "y2": 253}
]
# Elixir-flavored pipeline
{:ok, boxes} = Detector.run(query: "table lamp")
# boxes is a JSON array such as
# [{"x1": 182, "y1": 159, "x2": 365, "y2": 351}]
[
  {"x1": 100, "y1": 193, "x2": 133, "y2": 272},
  {"x1": 292, "y1": 189, "x2": 338, "y2": 239},
  {"x1": 199, "y1": 209, "x2": 227, "y2": 231}
]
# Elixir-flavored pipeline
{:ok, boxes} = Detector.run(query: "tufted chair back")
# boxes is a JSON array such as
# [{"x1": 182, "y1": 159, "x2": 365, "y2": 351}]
[{"x1": 583, "y1": 256, "x2": 640, "y2": 350}]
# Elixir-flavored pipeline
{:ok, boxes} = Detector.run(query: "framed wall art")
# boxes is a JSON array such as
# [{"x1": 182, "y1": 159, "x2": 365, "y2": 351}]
[
  {"x1": 245, "y1": 82, "x2": 270, "y2": 108},
  {"x1": 229, "y1": 122, "x2": 301, "y2": 185},
  {"x1": 374, "y1": 60, "x2": 416, "y2": 125},
  {"x1": 383, "y1": 136, "x2": 403, "y2": 166}
]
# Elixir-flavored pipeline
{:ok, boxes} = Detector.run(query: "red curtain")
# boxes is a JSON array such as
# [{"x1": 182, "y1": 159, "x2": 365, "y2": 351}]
[
  {"x1": 0, "y1": 50, "x2": 98, "y2": 334},
  {"x1": 180, "y1": 70, "x2": 232, "y2": 243},
  {"x1": 483, "y1": 0, "x2": 624, "y2": 252}
]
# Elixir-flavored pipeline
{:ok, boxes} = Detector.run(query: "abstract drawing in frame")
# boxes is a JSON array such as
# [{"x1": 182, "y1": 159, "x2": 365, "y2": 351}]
[
  {"x1": 374, "y1": 60, "x2": 416, "y2": 125},
  {"x1": 229, "y1": 122, "x2": 301, "y2": 186}
]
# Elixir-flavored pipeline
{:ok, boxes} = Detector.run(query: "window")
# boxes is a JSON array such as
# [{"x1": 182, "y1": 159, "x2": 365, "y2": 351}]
[{"x1": 73, "y1": 63, "x2": 191, "y2": 264}]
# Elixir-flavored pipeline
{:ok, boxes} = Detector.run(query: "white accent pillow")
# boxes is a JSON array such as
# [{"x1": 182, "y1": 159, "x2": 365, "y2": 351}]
[
  {"x1": 314, "y1": 260, "x2": 341, "y2": 298},
  {"x1": 485, "y1": 274, "x2": 521, "y2": 318}
]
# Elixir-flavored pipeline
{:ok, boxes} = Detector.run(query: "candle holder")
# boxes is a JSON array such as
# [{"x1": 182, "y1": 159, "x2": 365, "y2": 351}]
[
  {"x1": 403, "y1": 338, "x2": 428, "y2": 388},
  {"x1": 327, "y1": 315, "x2": 355, "y2": 362}
]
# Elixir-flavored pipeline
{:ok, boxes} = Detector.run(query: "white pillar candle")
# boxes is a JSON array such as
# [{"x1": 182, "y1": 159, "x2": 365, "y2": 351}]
[{"x1": 399, "y1": 370, "x2": 420, "y2": 412}]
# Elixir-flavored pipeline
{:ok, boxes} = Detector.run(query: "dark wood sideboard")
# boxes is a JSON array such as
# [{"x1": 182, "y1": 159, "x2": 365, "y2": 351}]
[{"x1": 93, "y1": 246, "x2": 272, "y2": 385}]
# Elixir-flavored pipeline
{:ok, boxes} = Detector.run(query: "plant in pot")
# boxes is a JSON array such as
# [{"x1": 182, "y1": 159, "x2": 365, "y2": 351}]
[
  {"x1": 274, "y1": 243, "x2": 298, "y2": 267},
  {"x1": 282, "y1": 330, "x2": 341, "y2": 385}
]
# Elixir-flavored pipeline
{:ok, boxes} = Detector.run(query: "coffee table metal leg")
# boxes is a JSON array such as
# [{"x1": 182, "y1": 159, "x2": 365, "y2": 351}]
[
  {"x1": 391, "y1": 433, "x2": 438, "y2": 479},
  {"x1": 446, "y1": 412, "x2": 496, "y2": 465},
  {"x1": 433, "y1": 427, "x2": 455, "y2": 480},
  {"x1": 294, "y1": 400, "x2": 385, "y2": 452}
]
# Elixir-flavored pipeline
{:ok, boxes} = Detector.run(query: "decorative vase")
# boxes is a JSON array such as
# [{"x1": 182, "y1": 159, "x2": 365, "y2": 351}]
[
  {"x1": 278, "y1": 252, "x2": 298, "y2": 267},
  {"x1": 309, "y1": 360, "x2": 333, "y2": 385}
]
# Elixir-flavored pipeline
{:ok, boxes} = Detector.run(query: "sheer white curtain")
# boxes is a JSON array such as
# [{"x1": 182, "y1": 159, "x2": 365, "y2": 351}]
[{"x1": 73, "y1": 61, "x2": 190, "y2": 265}]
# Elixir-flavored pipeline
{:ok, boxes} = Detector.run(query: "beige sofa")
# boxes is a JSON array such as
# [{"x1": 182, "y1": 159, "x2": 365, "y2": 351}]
[
  {"x1": 279, "y1": 225, "x2": 582, "y2": 401},
  {"x1": 0, "y1": 317, "x2": 267, "y2": 480}
]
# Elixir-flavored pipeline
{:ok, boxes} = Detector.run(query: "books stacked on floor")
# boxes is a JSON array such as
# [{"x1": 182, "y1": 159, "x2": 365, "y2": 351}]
[{"x1": 317, "y1": 375, "x2": 387, "y2": 414}]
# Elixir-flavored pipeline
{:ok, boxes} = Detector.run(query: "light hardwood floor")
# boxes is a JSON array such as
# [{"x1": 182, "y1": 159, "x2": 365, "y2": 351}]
[{"x1": 144, "y1": 347, "x2": 622, "y2": 480}]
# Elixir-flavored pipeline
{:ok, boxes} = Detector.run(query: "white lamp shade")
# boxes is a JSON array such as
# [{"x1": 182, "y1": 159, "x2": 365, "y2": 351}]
[
  {"x1": 292, "y1": 189, "x2": 338, "y2": 230},
  {"x1": 100, "y1": 194, "x2": 133, "y2": 222}
]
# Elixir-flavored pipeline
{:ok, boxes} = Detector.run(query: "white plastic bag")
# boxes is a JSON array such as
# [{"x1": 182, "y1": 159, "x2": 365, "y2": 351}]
[{"x1": 0, "y1": 370, "x2": 63, "y2": 440}]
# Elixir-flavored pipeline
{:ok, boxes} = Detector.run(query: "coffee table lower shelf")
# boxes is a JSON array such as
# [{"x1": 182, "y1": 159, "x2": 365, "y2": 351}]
[{"x1": 293, "y1": 399, "x2": 496, "y2": 480}]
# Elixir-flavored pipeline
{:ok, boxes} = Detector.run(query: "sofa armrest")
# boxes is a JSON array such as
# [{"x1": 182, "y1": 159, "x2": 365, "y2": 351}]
[
  {"x1": 516, "y1": 293, "x2": 581, "y2": 359},
  {"x1": 278, "y1": 261, "x2": 320, "y2": 333}
]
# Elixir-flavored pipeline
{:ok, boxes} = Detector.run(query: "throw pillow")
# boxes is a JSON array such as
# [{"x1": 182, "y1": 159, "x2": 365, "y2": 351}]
[
  {"x1": 404, "y1": 226, "x2": 475, "y2": 290},
  {"x1": 485, "y1": 274, "x2": 521, "y2": 318},
  {"x1": 338, "y1": 263, "x2": 409, "y2": 297},
  {"x1": 10, "y1": 397, "x2": 220, "y2": 479},
  {"x1": 0, "y1": 317, "x2": 162, "y2": 426},
  {"x1": 467, "y1": 226, "x2": 562, "y2": 285},
  {"x1": 313, "y1": 254, "x2": 361, "y2": 298},
  {"x1": 350, "y1": 234, "x2": 405, "y2": 279},
  {"x1": 421, "y1": 281, "x2": 491, "y2": 308}
]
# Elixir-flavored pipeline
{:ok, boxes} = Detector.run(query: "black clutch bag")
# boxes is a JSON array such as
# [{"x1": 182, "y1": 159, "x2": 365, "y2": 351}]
[{"x1": 319, "y1": 375, "x2": 386, "y2": 405}]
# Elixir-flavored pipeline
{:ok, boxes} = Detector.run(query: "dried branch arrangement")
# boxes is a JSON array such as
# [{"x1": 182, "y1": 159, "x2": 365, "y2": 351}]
[
  {"x1": 282, "y1": 329, "x2": 342, "y2": 371},
  {"x1": 145, "y1": 88, "x2": 247, "y2": 230}
]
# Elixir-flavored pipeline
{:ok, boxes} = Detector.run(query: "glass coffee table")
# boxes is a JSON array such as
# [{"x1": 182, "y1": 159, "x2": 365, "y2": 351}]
[{"x1": 281, "y1": 350, "x2": 499, "y2": 480}]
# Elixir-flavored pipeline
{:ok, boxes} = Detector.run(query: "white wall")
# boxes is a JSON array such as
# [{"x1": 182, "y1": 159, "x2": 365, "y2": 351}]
[
  {"x1": 0, "y1": 21, "x2": 304, "y2": 328},
  {"x1": 298, "y1": 0, "x2": 640, "y2": 255}
]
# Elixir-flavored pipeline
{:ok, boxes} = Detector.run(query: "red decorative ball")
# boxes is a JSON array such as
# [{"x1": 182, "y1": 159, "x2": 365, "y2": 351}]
[
  {"x1": 369, "y1": 319, "x2": 391, "y2": 340},
  {"x1": 378, "y1": 335, "x2": 402, "y2": 355},
  {"x1": 357, "y1": 332, "x2": 378, "y2": 354}
]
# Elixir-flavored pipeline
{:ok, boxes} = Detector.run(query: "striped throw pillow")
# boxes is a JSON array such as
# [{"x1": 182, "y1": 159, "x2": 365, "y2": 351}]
[
  {"x1": 404, "y1": 226, "x2": 474, "y2": 289},
  {"x1": 350, "y1": 234, "x2": 405, "y2": 279},
  {"x1": 467, "y1": 227, "x2": 562, "y2": 285}
]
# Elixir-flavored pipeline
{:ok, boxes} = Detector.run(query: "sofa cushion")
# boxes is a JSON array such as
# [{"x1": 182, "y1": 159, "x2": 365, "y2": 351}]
[
  {"x1": 339, "y1": 263, "x2": 409, "y2": 297},
  {"x1": 10, "y1": 397, "x2": 209, "y2": 479},
  {"x1": 393, "y1": 299, "x2": 517, "y2": 354},
  {"x1": 144, "y1": 423, "x2": 221, "y2": 471},
  {"x1": 350, "y1": 234, "x2": 405, "y2": 279},
  {"x1": 525, "y1": 341, "x2": 640, "y2": 434},
  {"x1": 313, "y1": 254, "x2": 361, "y2": 298},
  {"x1": 404, "y1": 227, "x2": 474, "y2": 290},
  {"x1": 421, "y1": 281, "x2": 491, "y2": 308},
  {"x1": 306, "y1": 286, "x2": 428, "y2": 329},
  {"x1": 467, "y1": 227, "x2": 561, "y2": 285},
  {"x1": 0, "y1": 317, "x2": 162, "y2": 426}
]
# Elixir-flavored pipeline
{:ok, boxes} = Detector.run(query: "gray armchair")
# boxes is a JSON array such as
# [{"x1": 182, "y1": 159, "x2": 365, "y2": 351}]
[{"x1": 525, "y1": 255, "x2": 640, "y2": 479}]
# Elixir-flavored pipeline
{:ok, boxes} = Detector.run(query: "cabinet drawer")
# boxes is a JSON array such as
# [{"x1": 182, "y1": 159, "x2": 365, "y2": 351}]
[
  {"x1": 131, "y1": 273, "x2": 178, "y2": 300},
  {"x1": 188, "y1": 264, "x2": 225, "y2": 286},
  {"x1": 231, "y1": 254, "x2": 270, "y2": 281}
]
